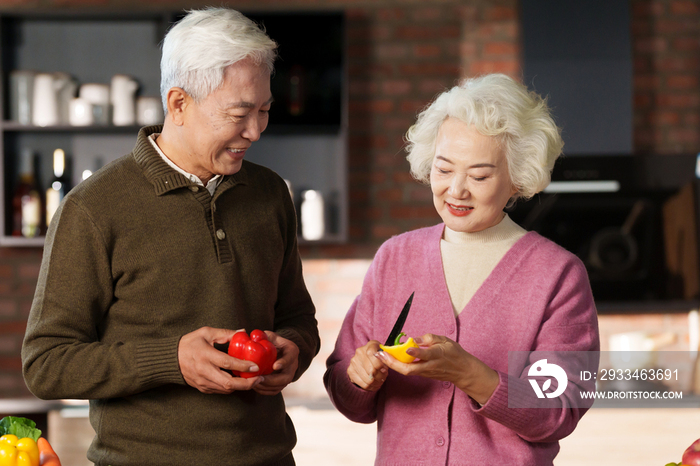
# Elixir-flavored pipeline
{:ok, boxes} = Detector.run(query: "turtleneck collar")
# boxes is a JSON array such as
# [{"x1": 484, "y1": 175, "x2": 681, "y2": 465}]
[{"x1": 443, "y1": 213, "x2": 526, "y2": 245}]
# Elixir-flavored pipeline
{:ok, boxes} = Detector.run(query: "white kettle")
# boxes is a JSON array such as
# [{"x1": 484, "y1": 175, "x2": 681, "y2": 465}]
[{"x1": 111, "y1": 74, "x2": 138, "y2": 126}]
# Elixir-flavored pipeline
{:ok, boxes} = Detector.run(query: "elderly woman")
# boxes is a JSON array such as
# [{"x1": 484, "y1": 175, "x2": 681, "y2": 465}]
[{"x1": 324, "y1": 74, "x2": 599, "y2": 465}]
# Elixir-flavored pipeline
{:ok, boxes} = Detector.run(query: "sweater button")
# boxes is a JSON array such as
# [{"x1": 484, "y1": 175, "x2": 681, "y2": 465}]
[
  {"x1": 436, "y1": 436, "x2": 445, "y2": 446},
  {"x1": 190, "y1": 186, "x2": 199, "y2": 192},
  {"x1": 442, "y1": 381, "x2": 451, "y2": 389},
  {"x1": 216, "y1": 229, "x2": 226, "y2": 240}
]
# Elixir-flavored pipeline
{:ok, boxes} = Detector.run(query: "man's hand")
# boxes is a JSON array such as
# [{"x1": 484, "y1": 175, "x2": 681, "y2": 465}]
[
  {"x1": 178, "y1": 326, "x2": 263, "y2": 394},
  {"x1": 253, "y1": 331, "x2": 300, "y2": 396}
]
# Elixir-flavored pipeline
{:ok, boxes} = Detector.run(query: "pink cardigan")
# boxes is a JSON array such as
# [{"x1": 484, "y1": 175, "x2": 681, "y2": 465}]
[{"x1": 324, "y1": 224, "x2": 599, "y2": 465}]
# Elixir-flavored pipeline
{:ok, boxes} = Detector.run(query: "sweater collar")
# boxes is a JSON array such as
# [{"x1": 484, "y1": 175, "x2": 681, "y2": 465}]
[
  {"x1": 442, "y1": 214, "x2": 526, "y2": 245},
  {"x1": 131, "y1": 125, "x2": 248, "y2": 196}
]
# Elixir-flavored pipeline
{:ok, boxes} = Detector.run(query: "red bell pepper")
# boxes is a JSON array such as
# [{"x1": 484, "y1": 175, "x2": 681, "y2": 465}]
[{"x1": 227, "y1": 329, "x2": 277, "y2": 378}]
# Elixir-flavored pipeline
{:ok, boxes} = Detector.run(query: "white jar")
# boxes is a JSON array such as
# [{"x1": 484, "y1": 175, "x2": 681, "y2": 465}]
[
  {"x1": 32, "y1": 73, "x2": 59, "y2": 127},
  {"x1": 111, "y1": 74, "x2": 138, "y2": 126},
  {"x1": 301, "y1": 190, "x2": 324, "y2": 241},
  {"x1": 79, "y1": 83, "x2": 111, "y2": 125}
]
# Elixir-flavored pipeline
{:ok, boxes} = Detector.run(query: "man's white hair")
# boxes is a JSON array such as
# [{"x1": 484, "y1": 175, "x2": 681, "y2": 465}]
[{"x1": 160, "y1": 7, "x2": 278, "y2": 111}]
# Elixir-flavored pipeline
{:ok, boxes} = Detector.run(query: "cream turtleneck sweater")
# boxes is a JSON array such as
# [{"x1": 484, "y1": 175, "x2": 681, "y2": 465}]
[{"x1": 441, "y1": 214, "x2": 527, "y2": 315}]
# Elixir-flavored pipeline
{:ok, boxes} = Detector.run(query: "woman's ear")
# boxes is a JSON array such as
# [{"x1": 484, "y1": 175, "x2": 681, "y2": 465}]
[{"x1": 166, "y1": 87, "x2": 189, "y2": 126}]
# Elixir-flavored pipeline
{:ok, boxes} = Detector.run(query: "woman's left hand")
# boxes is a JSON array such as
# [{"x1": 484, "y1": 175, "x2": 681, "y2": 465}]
[{"x1": 376, "y1": 333, "x2": 499, "y2": 405}]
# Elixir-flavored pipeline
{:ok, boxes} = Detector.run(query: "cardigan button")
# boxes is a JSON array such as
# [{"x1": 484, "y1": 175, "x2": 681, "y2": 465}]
[
  {"x1": 216, "y1": 229, "x2": 226, "y2": 240},
  {"x1": 436, "y1": 436, "x2": 445, "y2": 446},
  {"x1": 190, "y1": 186, "x2": 199, "y2": 192},
  {"x1": 442, "y1": 381, "x2": 451, "y2": 389}
]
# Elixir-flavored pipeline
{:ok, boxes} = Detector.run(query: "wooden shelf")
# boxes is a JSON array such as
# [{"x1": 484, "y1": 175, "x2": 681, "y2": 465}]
[
  {"x1": 0, "y1": 236, "x2": 45, "y2": 247},
  {"x1": 1, "y1": 122, "x2": 145, "y2": 133}
]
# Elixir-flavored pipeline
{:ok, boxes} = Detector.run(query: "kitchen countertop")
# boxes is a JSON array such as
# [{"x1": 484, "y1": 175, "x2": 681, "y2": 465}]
[{"x1": 0, "y1": 398, "x2": 65, "y2": 414}]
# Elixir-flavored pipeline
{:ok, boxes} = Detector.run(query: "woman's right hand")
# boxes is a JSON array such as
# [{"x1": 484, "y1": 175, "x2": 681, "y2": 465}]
[{"x1": 347, "y1": 340, "x2": 388, "y2": 391}]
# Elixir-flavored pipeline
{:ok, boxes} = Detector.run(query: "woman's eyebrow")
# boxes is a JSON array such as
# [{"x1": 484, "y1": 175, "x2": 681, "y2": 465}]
[{"x1": 435, "y1": 156, "x2": 496, "y2": 169}]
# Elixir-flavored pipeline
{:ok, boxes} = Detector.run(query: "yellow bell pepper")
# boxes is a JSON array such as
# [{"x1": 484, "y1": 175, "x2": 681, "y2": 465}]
[
  {"x1": 380, "y1": 332, "x2": 419, "y2": 363},
  {"x1": 0, "y1": 434, "x2": 39, "y2": 466}
]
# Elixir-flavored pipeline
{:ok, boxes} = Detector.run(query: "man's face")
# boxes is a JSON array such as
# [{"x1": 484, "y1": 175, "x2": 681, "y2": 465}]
[{"x1": 179, "y1": 58, "x2": 272, "y2": 181}]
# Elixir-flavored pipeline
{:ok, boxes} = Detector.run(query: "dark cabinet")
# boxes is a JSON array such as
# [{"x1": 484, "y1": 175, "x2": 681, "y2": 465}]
[{"x1": 0, "y1": 11, "x2": 347, "y2": 246}]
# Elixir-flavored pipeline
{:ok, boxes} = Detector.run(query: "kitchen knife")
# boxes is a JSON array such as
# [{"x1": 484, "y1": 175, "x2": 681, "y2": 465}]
[{"x1": 384, "y1": 292, "x2": 415, "y2": 346}]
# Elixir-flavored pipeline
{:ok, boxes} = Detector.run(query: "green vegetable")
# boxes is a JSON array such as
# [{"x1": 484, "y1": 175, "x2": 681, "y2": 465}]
[
  {"x1": 393, "y1": 332, "x2": 407, "y2": 346},
  {"x1": 0, "y1": 417, "x2": 42, "y2": 442}
]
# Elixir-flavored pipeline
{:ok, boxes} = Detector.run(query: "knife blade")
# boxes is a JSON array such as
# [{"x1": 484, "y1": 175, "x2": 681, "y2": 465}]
[{"x1": 384, "y1": 292, "x2": 415, "y2": 346}]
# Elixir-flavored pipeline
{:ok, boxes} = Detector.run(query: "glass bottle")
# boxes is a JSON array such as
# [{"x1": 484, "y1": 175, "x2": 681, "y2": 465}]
[
  {"x1": 12, "y1": 148, "x2": 42, "y2": 237},
  {"x1": 46, "y1": 148, "x2": 68, "y2": 227}
]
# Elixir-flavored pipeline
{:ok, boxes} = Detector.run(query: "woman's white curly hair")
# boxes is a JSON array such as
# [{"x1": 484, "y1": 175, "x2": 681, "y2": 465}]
[{"x1": 405, "y1": 74, "x2": 563, "y2": 202}]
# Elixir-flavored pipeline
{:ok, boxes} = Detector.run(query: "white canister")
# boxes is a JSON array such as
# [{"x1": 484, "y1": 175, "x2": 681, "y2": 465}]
[
  {"x1": 69, "y1": 98, "x2": 93, "y2": 126},
  {"x1": 136, "y1": 96, "x2": 164, "y2": 126},
  {"x1": 54, "y1": 72, "x2": 78, "y2": 125},
  {"x1": 32, "y1": 73, "x2": 59, "y2": 127},
  {"x1": 79, "y1": 83, "x2": 111, "y2": 125},
  {"x1": 111, "y1": 74, "x2": 138, "y2": 126},
  {"x1": 9, "y1": 70, "x2": 35, "y2": 125},
  {"x1": 301, "y1": 190, "x2": 325, "y2": 241}
]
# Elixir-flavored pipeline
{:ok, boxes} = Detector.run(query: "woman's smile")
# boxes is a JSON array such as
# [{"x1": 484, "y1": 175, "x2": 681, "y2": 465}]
[{"x1": 446, "y1": 202, "x2": 473, "y2": 217}]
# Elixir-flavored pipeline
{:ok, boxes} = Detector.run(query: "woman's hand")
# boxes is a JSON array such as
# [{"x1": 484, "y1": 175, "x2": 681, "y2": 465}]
[
  {"x1": 347, "y1": 340, "x2": 388, "y2": 391},
  {"x1": 376, "y1": 333, "x2": 499, "y2": 405}
]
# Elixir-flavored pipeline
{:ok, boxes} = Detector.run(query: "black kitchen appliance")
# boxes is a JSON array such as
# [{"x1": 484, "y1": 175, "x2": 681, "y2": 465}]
[{"x1": 508, "y1": 154, "x2": 700, "y2": 312}]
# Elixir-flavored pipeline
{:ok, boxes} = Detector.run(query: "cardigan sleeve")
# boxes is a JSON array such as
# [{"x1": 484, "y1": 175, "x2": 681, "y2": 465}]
[
  {"x1": 324, "y1": 240, "x2": 396, "y2": 424},
  {"x1": 22, "y1": 197, "x2": 184, "y2": 400},
  {"x1": 475, "y1": 252, "x2": 600, "y2": 443}
]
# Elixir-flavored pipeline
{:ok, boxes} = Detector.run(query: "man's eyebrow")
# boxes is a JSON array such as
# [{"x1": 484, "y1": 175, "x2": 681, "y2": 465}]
[{"x1": 228, "y1": 96, "x2": 275, "y2": 109}]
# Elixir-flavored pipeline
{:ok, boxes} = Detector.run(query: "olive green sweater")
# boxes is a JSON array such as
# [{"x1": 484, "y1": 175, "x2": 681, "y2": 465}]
[{"x1": 22, "y1": 126, "x2": 319, "y2": 466}]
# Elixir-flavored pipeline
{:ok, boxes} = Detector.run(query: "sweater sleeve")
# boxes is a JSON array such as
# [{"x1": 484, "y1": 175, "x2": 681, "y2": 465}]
[
  {"x1": 324, "y1": 298, "x2": 382, "y2": 423},
  {"x1": 22, "y1": 197, "x2": 184, "y2": 400},
  {"x1": 323, "y1": 242, "x2": 393, "y2": 424},
  {"x1": 272, "y1": 179, "x2": 320, "y2": 381},
  {"x1": 475, "y1": 253, "x2": 600, "y2": 443}
]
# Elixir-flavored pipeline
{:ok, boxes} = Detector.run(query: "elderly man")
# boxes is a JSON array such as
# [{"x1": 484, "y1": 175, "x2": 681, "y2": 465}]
[{"x1": 22, "y1": 8, "x2": 319, "y2": 466}]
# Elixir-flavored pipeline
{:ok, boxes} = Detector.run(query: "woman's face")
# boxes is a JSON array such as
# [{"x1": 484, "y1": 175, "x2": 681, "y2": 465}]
[{"x1": 430, "y1": 117, "x2": 517, "y2": 233}]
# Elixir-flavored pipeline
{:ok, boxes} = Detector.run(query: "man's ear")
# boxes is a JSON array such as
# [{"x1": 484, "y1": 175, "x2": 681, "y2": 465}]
[{"x1": 166, "y1": 87, "x2": 189, "y2": 126}]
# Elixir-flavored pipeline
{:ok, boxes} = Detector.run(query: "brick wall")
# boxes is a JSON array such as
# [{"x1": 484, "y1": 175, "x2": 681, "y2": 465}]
[
  {"x1": 632, "y1": 0, "x2": 700, "y2": 153},
  {"x1": 1, "y1": 0, "x2": 699, "y2": 399},
  {"x1": 0, "y1": 248, "x2": 42, "y2": 397}
]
